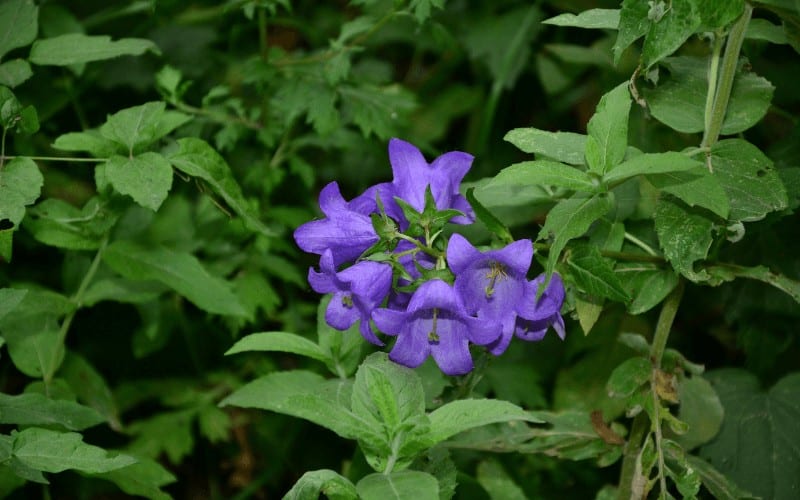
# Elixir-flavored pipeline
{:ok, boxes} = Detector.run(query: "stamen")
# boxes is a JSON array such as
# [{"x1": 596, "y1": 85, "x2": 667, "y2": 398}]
[
  {"x1": 428, "y1": 308, "x2": 440, "y2": 343},
  {"x1": 484, "y1": 261, "x2": 508, "y2": 298},
  {"x1": 342, "y1": 294, "x2": 354, "y2": 308}
]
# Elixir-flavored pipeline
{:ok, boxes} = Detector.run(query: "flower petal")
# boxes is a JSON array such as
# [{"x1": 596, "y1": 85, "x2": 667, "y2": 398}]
[
  {"x1": 430, "y1": 319, "x2": 474, "y2": 375},
  {"x1": 389, "y1": 138, "x2": 429, "y2": 211},
  {"x1": 429, "y1": 150, "x2": 473, "y2": 188},
  {"x1": 388, "y1": 326, "x2": 430, "y2": 368},
  {"x1": 372, "y1": 308, "x2": 407, "y2": 336},
  {"x1": 326, "y1": 293, "x2": 359, "y2": 330},
  {"x1": 490, "y1": 239, "x2": 533, "y2": 276},
  {"x1": 359, "y1": 317, "x2": 385, "y2": 346},
  {"x1": 446, "y1": 233, "x2": 482, "y2": 275},
  {"x1": 449, "y1": 194, "x2": 475, "y2": 225},
  {"x1": 406, "y1": 279, "x2": 464, "y2": 315},
  {"x1": 518, "y1": 273, "x2": 566, "y2": 321},
  {"x1": 318, "y1": 181, "x2": 348, "y2": 216}
]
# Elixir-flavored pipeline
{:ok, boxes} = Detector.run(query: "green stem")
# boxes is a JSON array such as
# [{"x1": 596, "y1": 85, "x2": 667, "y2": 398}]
[
  {"x1": 703, "y1": 32, "x2": 725, "y2": 134},
  {"x1": 44, "y1": 234, "x2": 110, "y2": 389},
  {"x1": 0, "y1": 128, "x2": 7, "y2": 169},
  {"x1": 395, "y1": 233, "x2": 441, "y2": 258},
  {"x1": 623, "y1": 232, "x2": 659, "y2": 257},
  {"x1": 617, "y1": 413, "x2": 649, "y2": 500},
  {"x1": 649, "y1": 280, "x2": 684, "y2": 368},
  {"x1": 258, "y1": 6, "x2": 269, "y2": 61},
  {"x1": 700, "y1": 5, "x2": 752, "y2": 157}
]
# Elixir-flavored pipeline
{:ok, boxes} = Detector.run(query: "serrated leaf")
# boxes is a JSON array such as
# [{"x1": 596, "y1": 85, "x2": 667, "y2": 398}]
[
  {"x1": 645, "y1": 57, "x2": 775, "y2": 135},
  {"x1": 13, "y1": 428, "x2": 136, "y2": 474},
  {"x1": 168, "y1": 137, "x2": 272, "y2": 236},
  {"x1": 284, "y1": 469, "x2": 358, "y2": 500},
  {"x1": 409, "y1": 0, "x2": 444, "y2": 24},
  {"x1": 539, "y1": 193, "x2": 614, "y2": 276},
  {"x1": 356, "y1": 471, "x2": 439, "y2": 500},
  {"x1": 29, "y1": 34, "x2": 159, "y2": 66},
  {"x1": 488, "y1": 160, "x2": 597, "y2": 192},
  {"x1": 699, "y1": 0, "x2": 744, "y2": 30},
  {"x1": 543, "y1": 9, "x2": 620, "y2": 29},
  {"x1": 585, "y1": 82, "x2": 631, "y2": 174},
  {"x1": 352, "y1": 352, "x2": 426, "y2": 430},
  {"x1": 0, "y1": 393, "x2": 104, "y2": 431},
  {"x1": 0, "y1": 0, "x2": 38, "y2": 60},
  {"x1": 504, "y1": 128, "x2": 588, "y2": 165},
  {"x1": 0, "y1": 59, "x2": 33, "y2": 88},
  {"x1": 91, "y1": 456, "x2": 176, "y2": 500},
  {"x1": 700, "y1": 370, "x2": 800, "y2": 500},
  {"x1": 647, "y1": 167, "x2": 730, "y2": 219},
  {"x1": 654, "y1": 196, "x2": 715, "y2": 281},
  {"x1": 219, "y1": 370, "x2": 363, "y2": 440},
  {"x1": 0, "y1": 157, "x2": 43, "y2": 228},
  {"x1": 476, "y1": 459, "x2": 527, "y2": 500},
  {"x1": 105, "y1": 153, "x2": 173, "y2": 211},
  {"x1": 710, "y1": 139, "x2": 788, "y2": 222},
  {"x1": 642, "y1": 0, "x2": 702, "y2": 69},
  {"x1": 25, "y1": 197, "x2": 117, "y2": 250},
  {"x1": 428, "y1": 399, "x2": 541, "y2": 444},
  {"x1": 566, "y1": 244, "x2": 630, "y2": 302},
  {"x1": 275, "y1": 79, "x2": 339, "y2": 135},
  {"x1": 100, "y1": 102, "x2": 173, "y2": 155},
  {"x1": 126, "y1": 409, "x2": 194, "y2": 465},
  {"x1": 617, "y1": 266, "x2": 679, "y2": 314},
  {"x1": 680, "y1": 454, "x2": 758, "y2": 500},
  {"x1": 604, "y1": 152, "x2": 702, "y2": 184},
  {"x1": 607, "y1": 356, "x2": 651, "y2": 398},
  {"x1": 340, "y1": 83, "x2": 416, "y2": 139},
  {"x1": 103, "y1": 240, "x2": 247, "y2": 317},
  {"x1": 225, "y1": 331, "x2": 327, "y2": 362},
  {"x1": 52, "y1": 130, "x2": 119, "y2": 157}
]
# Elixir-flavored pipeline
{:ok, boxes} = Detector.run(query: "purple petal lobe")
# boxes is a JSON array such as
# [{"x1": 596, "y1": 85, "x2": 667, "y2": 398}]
[{"x1": 326, "y1": 293, "x2": 359, "y2": 330}]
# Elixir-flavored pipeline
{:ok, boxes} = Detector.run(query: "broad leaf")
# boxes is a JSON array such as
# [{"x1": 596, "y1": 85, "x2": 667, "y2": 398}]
[
  {"x1": 672, "y1": 375, "x2": 724, "y2": 451},
  {"x1": 225, "y1": 331, "x2": 328, "y2": 362},
  {"x1": 613, "y1": 0, "x2": 650, "y2": 63},
  {"x1": 59, "y1": 353, "x2": 122, "y2": 431},
  {"x1": 565, "y1": 244, "x2": 630, "y2": 302},
  {"x1": 603, "y1": 152, "x2": 702, "y2": 184},
  {"x1": 0, "y1": 0, "x2": 38, "y2": 60},
  {"x1": 91, "y1": 457, "x2": 176, "y2": 500},
  {"x1": 52, "y1": 130, "x2": 118, "y2": 157},
  {"x1": 284, "y1": 469, "x2": 358, "y2": 500},
  {"x1": 428, "y1": 399, "x2": 541, "y2": 444},
  {"x1": 0, "y1": 157, "x2": 43, "y2": 228},
  {"x1": 654, "y1": 196, "x2": 714, "y2": 281},
  {"x1": 13, "y1": 428, "x2": 136, "y2": 474},
  {"x1": 606, "y1": 356, "x2": 650, "y2": 398},
  {"x1": 100, "y1": 102, "x2": 182, "y2": 155},
  {"x1": 543, "y1": 9, "x2": 620, "y2": 30},
  {"x1": 641, "y1": 0, "x2": 702, "y2": 69},
  {"x1": 24, "y1": 197, "x2": 117, "y2": 250},
  {"x1": 0, "y1": 59, "x2": 33, "y2": 88},
  {"x1": 504, "y1": 128, "x2": 587, "y2": 165},
  {"x1": 647, "y1": 167, "x2": 730, "y2": 219},
  {"x1": 700, "y1": 370, "x2": 800, "y2": 500},
  {"x1": 0, "y1": 288, "x2": 27, "y2": 321},
  {"x1": 168, "y1": 138, "x2": 271, "y2": 236},
  {"x1": 585, "y1": 82, "x2": 631, "y2": 175},
  {"x1": 29, "y1": 34, "x2": 159, "y2": 66},
  {"x1": 103, "y1": 240, "x2": 247, "y2": 317},
  {"x1": 0, "y1": 393, "x2": 104, "y2": 431},
  {"x1": 356, "y1": 471, "x2": 439, "y2": 500},
  {"x1": 488, "y1": 160, "x2": 596, "y2": 192},
  {"x1": 105, "y1": 153, "x2": 173, "y2": 211}
]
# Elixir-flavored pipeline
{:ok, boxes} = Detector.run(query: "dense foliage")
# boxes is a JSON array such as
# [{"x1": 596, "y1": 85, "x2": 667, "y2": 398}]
[{"x1": 1, "y1": 0, "x2": 799, "y2": 498}]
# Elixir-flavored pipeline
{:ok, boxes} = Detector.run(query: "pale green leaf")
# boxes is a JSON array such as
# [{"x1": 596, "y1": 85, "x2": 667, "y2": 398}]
[
  {"x1": 746, "y1": 18, "x2": 788, "y2": 44},
  {"x1": 91, "y1": 457, "x2": 176, "y2": 500},
  {"x1": 488, "y1": 160, "x2": 597, "y2": 192},
  {"x1": 606, "y1": 356, "x2": 650, "y2": 398},
  {"x1": 284, "y1": 469, "x2": 358, "y2": 500},
  {"x1": 613, "y1": 0, "x2": 650, "y2": 63},
  {"x1": 603, "y1": 152, "x2": 702, "y2": 183},
  {"x1": 105, "y1": 153, "x2": 173, "y2": 211},
  {"x1": 647, "y1": 167, "x2": 730, "y2": 219},
  {"x1": 52, "y1": 130, "x2": 119, "y2": 157},
  {"x1": 99, "y1": 102, "x2": 169, "y2": 154},
  {"x1": 543, "y1": 9, "x2": 619, "y2": 29},
  {"x1": 0, "y1": 0, "x2": 38, "y2": 60},
  {"x1": 616, "y1": 265, "x2": 679, "y2": 314},
  {"x1": 0, "y1": 157, "x2": 43, "y2": 228},
  {"x1": 59, "y1": 353, "x2": 122, "y2": 431},
  {"x1": 0, "y1": 59, "x2": 33, "y2": 88},
  {"x1": 13, "y1": 428, "x2": 136, "y2": 474},
  {"x1": 317, "y1": 295, "x2": 363, "y2": 378},
  {"x1": 102, "y1": 240, "x2": 247, "y2": 317},
  {"x1": 24, "y1": 197, "x2": 118, "y2": 250},
  {"x1": 585, "y1": 82, "x2": 631, "y2": 174},
  {"x1": 566, "y1": 244, "x2": 631, "y2": 302},
  {"x1": 673, "y1": 375, "x2": 724, "y2": 451},
  {"x1": 29, "y1": 34, "x2": 160, "y2": 66},
  {"x1": 356, "y1": 471, "x2": 439, "y2": 500},
  {"x1": 0, "y1": 393, "x2": 104, "y2": 431},
  {"x1": 504, "y1": 128, "x2": 587, "y2": 165},
  {"x1": 0, "y1": 288, "x2": 27, "y2": 321},
  {"x1": 642, "y1": 0, "x2": 702, "y2": 69},
  {"x1": 654, "y1": 197, "x2": 715, "y2": 281},
  {"x1": 428, "y1": 399, "x2": 541, "y2": 444},
  {"x1": 225, "y1": 331, "x2": 327, "y2": 362}
]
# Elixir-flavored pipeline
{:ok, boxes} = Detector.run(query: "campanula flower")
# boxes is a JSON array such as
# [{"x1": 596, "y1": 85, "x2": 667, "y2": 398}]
[
  {"x1": 294, "y1": 182, "x2": 380, "y2": 267},
  {"x1": 514, "y1": 272, "x2": 566, "y2": 342},
  {"x1": 308, "y1": 249, "x2": 392, "y2": 345},
  {"x1": 381, "y1": 138, "x2": 475, "y2": 227},
  {"x1": 372, "y1": 279, "x2": 498, "y2": 375},
  {"x1": 447, "y1": 233, "x2": 533, "y2": 355}
]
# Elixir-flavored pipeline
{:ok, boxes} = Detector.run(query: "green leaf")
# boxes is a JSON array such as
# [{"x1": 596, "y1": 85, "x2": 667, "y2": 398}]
[
  {"x1": 543, "y1": 9, "x2": 620, "y2": 29},
  {"x1": 0, "y1": 0, "x2": 38, "y2": 60},
  {"x1": 606, "y1": 356, "x2": 651, "y2": 398},
  {"x1": 0, "y1": 157, "x2": 43, "y2": 228},
  {"x1": 59, "y1": 353, "x2": 122, "y2": 431},
  {"x1": 29, "y1": 34, "x2": 160, "y2": 66},
  {"x1": 504, "y1": 128, "x2": 587, "y2": 165},
  {"x1": 12, "y1": 428, "x2": 136, "y2": 474},
  {"x1": 225, "y1": 331, "x2": 328, "y2": 362},
  {"x1": 356, "y1": 471, "x2": 439, "y2": 500},
  {"x1": 565, "y1": 244, "x2": 630, "y2": 302},
  {"x1": 352, "y1": 353, "x2": 426, "y2": 431},
  {"x1": 126, "y1": 409, "x2": 194, "y2": 465},
  {"x1": 710, "y1": 139, "x2": 788, "y2": 222},
  {"x1": 616, "y1": 266, "x2": 679, "y2": 314},
  {"x1": 672, "y1": 375, "x2": 724, "y2": 451},
  {"x1": 409, "y1": 0, "x2": 445, "y2": 24},
  {"x1": 585, "y1": 82, "x2": 631, "y2": 175},
  {"x1": 428, "y1": 399, "x2": 541, "y2": 444},
  {"x1": 219, "y1": 370, "x2": 363, "y2": 440},
  {"x1": 476, "y1": 459, "x2": 528, "y2": 500},
  {"x1": 700, "y1": 370, "x2": 800, "y2": 500},
  {"x1": 745, "y1": 18, "x2": 788, "y2": 44},
  {"x1": 168, "y1": 137, "x2": 272, "y2": 236},
  {"x1": 465, "y1": 188, "x2": 514, "y2": 244},
  {"x1": 105, "y1": 153, "x2": 173, "y2": 211},
  {"x1": 0, "y1": 393, "x2": 104, "y2": 431},
  {"x1": 604, "y1": 152, "x2": 703, "y2": 184},
  {"x1": 539, "y1": 193, "x2": 614, "y2": 276},
  {"x1": 645, "y1": 57, "x2": 775, "y2": 135},
  {"x1": 0, "y1": 59, "x2": 33, "y2": 88},
  {"x1": 52, "y1": 130, "x2": 118, "y2": 157},
  {"x1": 642, "y1": 0, "x2": 702, "y2": 69},
  {"x1": 317, "y1": 295, "x2": 363, "y2": 378},
  {"x1": 91, "y1": 456, "x2": 176, "y2": 500},
  {"x1": 699, "y1": 0, "x2": 744, "y2": 30},
  {"x1": 488, "y1": 160, "x2": 597, "y2": 192},
  {"x1": 411, "y1": 448, "x2": 457, "y2": 500},
  {"x1": 680, "y1": 454, "x2": 758, "y2": 500},
  {"x1": 25, "y1": 197, "x2": 117, "y2": 250},
  {"x1": 705, "y1": 264, "x2": 800, "y2": 304},
  {"x1": 613, "y1": 0, "x2": 650, "y2": 63},
  {"x1": 81, "y1": 278, "x2": 165, "y2": 307},
  {"x1": 654, "y1": 196, "x2": 715, "y2": 281},
  {"x1": 647, "y1": 167, "x2": 730, "y2": 219},
  {"x1": 103, "y1": 240, "x2": 247, "y2": 317},
  {"x1": 284, "y1": 469, "x2": 358, "y2": 500},
  {"x1": 100, "y1": 102, "x2": 182, "y2": 155},
  {"x1": 0, "y1": 288, "x2": 27, "y2": 321},
  {"x1": 340, "y1": 84, "x2": 416, "y2": 139},
  {"x1": 274, "y1": 79, "x2": 339, "y2": 135}
]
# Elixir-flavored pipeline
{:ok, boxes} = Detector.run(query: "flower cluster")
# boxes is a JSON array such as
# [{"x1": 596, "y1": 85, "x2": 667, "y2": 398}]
[{"x1": 294, "y1": 139, "x2": 566, "y2": 375}]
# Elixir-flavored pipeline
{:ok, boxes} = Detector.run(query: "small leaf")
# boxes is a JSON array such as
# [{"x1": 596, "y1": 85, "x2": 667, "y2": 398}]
[
  {"x1": 543, "y1": 9, "x2": 620, "y2": 29},
  {"x1": 606, "y1": 356, "x2": 651, "y2": 398},
  {"x1": 59, "y1": 352, "x2": 122, "y2": 431},
  {"x1": 13, "y1": 428, "x2": 136, "y2": 474},
  {"x1": 100, "y1": 102, "x2": 169, "y2": 154},
  {"x1": 284, "y1": 469, "x2": 358, "y2": 500},
  {"x1": 679, "y1": 454, "x2": 758, "y2": 500},
  {"x1": 0, "y1": 157, "x2": 43, "y2": 229},
  {"x1": 225, "y1": 331, "x2": 328, "y2": 362},
  {"x1": 616, "y1": 266, "x2": 679, "y2": 315},
  {"x1": 356, "y1": 471, "x2": 439, "y2": 500},
  {"x1": 24, "y1": 198, "x2": 118, "y2": 250},
  {"x1": 566, "y1": 244, "x2": 631, "y2": 302},
  {"x1": 654, "y1": 196, "x2": 715, "y2": 282},
  {"x1": 91, "y1": 457, "x2": 176, "y2": 500},
  {"x1": 0, "y1": 59, "x2": 33, "y2": 88},
  {"x1": 317, "y1": 295, "x2": 363, "y2": 378},
  {"x1": 103, "y1": 240, "x2": 247, "y2": 317},
  {"x1": 340, "y1": 83, "x2": 416, "y2": 139},
  {"x1": 105, "y1": 153, "x2": 173, "y2": 211},
  {"x1": 0, "y1": 0, "x2": 38, "y2": 60},
  {"x1": 0, "y1": 393, "x2": 104, "y2": 431},
  {"x1": 29, "y1": 34, "x2": 160, "y2": 66},
  {"x1": 0, "y1": 288, "x2": 27, "y2": 321},
  {"x1": 476, "y1": 459, "x2": 528, "y2": 500},
  {"x1": 428, "y1": 399, "x2": 541, "y2": 444},
  {"x1": 504, "y1": 128, "x2": 587, "y2": 165},
  {"x1": 585, "y1": 82, "x2": 631, "y2": 175},
  {"x1": 603, "y1": 152, "x2": 703, "y2": 184},
  {"x1": 488, "y1": 160, "x2": 597, "y2": 192}
]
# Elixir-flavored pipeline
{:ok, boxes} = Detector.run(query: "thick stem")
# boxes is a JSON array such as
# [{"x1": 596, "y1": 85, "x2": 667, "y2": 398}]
[
  {"x1": 703, "y1": 33, "x2": 725, "y2": 134},
  {"x1": 617, "y1": 413, "x2": 649, "y2": 500},
  {"x1": 649, "y1": 280, "x2": 685, "y2": 368}
]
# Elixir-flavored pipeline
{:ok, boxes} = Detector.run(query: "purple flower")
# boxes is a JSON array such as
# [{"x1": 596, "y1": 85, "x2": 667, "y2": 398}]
[
  {"x1": 372, "y1": 279, "x2": 498, "y2": 375},
  {"x1": 294, "y1": 182, "x2": 380, "y2": 267},
  {"x1": 514, "y1": 273, "x2": 566, "y2": 342},
  {"x1": 447, "y1": 233, "x2": 534, "y2": 356},
  {"x1": 382, "y1": 138, "x2": 475, "y2": 227},
  {"x1": 308, "y1": 249, "x2": 392, "y2": 345}
]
